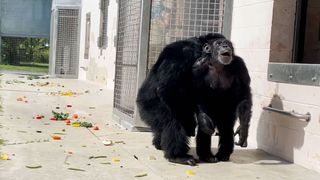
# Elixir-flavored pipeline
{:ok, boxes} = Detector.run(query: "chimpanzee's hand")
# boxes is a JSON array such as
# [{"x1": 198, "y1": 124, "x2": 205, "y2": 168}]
[
  {"x1": 234, "y1": 125, "x2": 248, "y2": 147},
  {"x1": 197, "y1": 112, "x2": 214, "y2": 135}
]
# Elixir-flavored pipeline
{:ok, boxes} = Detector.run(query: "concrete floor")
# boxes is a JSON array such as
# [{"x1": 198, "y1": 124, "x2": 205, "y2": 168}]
[{"x1": 0, "y1": 73, "x2": 319, "y2": 180}]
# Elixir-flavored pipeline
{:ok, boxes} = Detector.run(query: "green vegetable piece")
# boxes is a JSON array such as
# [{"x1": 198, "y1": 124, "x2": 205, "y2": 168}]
[
  {"x1": 26, "y1": 165, "x2": 42, "y2": 169},
  {"x1": 134, "y1": 173, "x2": 148, "y2": 178},
  {"x1": 68, "y1": 168, "x2": 85, "y2": 172}
]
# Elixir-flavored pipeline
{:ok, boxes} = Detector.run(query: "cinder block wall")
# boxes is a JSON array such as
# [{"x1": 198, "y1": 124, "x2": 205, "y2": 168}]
[
  {"x1": 78, "y1": 0, "x2": 117, "y2": 89},
  {"x1": 231, "y1": 0, "x2": 320, "y2": 173}
]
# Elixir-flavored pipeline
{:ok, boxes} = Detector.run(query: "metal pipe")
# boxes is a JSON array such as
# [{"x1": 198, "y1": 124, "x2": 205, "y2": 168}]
[{"x1": 263, "y1": 106, "x2": 311, "y2": 122}]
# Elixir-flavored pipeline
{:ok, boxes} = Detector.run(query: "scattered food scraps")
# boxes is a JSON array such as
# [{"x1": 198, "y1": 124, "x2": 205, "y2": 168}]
[
  {"x1": 47, "y1": 91, "x2": 82, "y2": 97},
  {"x1": 6, "y1": 80, "x2": 25, "y2": 84},
  {"x1": 64, "y1": 120, "x2": 71, "y2": 123},
  {"x1": 89, "y1": 156, "x2": 107, "y2": 159},
  {"x1": 0, "y1": 154, "x2": 10, "y2": 160},
  {"x1": 186, "y1": 171, "x2": 196, "y2": 176},
  {"x1": 50, "y1": 117, "x2": 58, "y2": 121},
  {"x1": 112, "y1": 157, "x2": 120, "y2": 163},
  {"x1": 52, "y1": 135, "x2": 62, "y2": 140},
  {"x1": 114, "y1": 141, "x2": 126, "y2": 144},
  {"x1": 72, "y1": 121, "x2": 93, "y2": 128},
  {"x1": 68, "y1": 168, "x2": 85, "y2": 172},
  {"x1": 67, "y1": 104, "x2": 72, "y2": 108},
  {"x1": 53, "y1": 132, "x2": 67, "y2": 135},
  {"x1": 134, "y1": 173, "x2": 148, "y2": 178},
  {"x1": 62, "y1": 129, "x2": 66, "y2": 132},
  {"x1": 35, "y1": 115, "x2": 44, "y2": 120},
  {"x1": 29, "y1": 82, "x2": 51, "y2": 87},
  {"x1": 27, "y1": 75, "x2": 47, "y2": 80},
  {"x1": 133, "y1": 155, "x2": 138, "y2": 160},
  {"x1": 100, "y1": 162, "x2": 111, "y2": 165},
  {"x1": 72, "y1": 123, "x2": 81, "y2": 127},
  {"x1": 102, "y1": 140, "x2": 113, "y2": 146},
  {"x1": 93, "y1": 126, "x2": 99, "y2": 130},
  {"x1": 26, "y1": 165, "x2": 42, "y2": 169},
  {"x1": 0, "y1": 139, "x2": 5, "y2": 145},
  {"x1": 36, "y1": 130, "x2": 42, "y2": 133},
  {"x1": 52, "y1": 111, "x2": 69, "y2": 120},
  {"x1": 17, "y1": 96, "x2": 28, "y2": 103},
  {"x1": 72, "y1": 114, "x2": 79, "y2": 119}
]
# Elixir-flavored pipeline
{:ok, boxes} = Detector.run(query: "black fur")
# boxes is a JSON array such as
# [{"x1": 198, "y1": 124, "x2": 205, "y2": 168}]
[
  {"x1": 136, "y1": 33, "x2": 225, "y2": 165},
  {"x1": 192, "y1": 38, "x2": 252, "y2": 162}
]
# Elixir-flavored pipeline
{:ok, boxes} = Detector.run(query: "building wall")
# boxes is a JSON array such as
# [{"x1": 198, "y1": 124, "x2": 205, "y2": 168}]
[
  {"x1": 78, "y1": 0, "x2": 117, "y2": 89},
  {"x1": 231, "y1": 0, "x2": 320, "y2": 173}
]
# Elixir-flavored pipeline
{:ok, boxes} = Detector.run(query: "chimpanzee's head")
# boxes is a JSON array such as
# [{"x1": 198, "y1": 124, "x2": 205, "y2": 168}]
[{"x1": 203, "y1": 38, "x2": 234, "y2": 65}]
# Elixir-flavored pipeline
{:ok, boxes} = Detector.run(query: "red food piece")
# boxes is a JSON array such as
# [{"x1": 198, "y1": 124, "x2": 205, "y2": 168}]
[
  {"x1": 50, "y1": 117, "x2": 58, "y2": 121},
  {"x1": 93, "y1": 126, "x2": 99, "y2": 130},
  {"x1": 35, "y1": 116, "x2": 42, "y2": 120},
  {"x1": 52, "y1": 136, "x2": 61, "y2": 140},
  {"x1": 73, "y1": 114, "x2": 79, "y2": 119}
]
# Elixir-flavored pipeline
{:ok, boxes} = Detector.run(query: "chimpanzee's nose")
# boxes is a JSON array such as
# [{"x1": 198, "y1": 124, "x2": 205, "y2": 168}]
[{"x1": 222, "y1": 44, "x2": 229, "y2": 48}]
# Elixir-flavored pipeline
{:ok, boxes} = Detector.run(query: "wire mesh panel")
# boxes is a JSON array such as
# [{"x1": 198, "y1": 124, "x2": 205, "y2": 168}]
[
  {"x1": 54, "y1": 8, "x2": 80, "y2": 77},
  {"x1": 148, "y1": 0, "x2": 225, "y2": 70},
  {"x1": 114, "y1": 0, "x2": 142, "y2": 116},
  {"x1": 0, "y1": 37, "x2": 49, "y2": 72}
]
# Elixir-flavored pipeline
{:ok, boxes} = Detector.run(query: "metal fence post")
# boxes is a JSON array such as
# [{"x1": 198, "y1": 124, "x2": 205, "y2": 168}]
[{"x1": 222, "y1": 0, "x2": 234, "y2": 39}]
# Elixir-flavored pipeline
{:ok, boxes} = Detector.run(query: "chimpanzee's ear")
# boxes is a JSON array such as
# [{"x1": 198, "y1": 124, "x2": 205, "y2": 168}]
[{"x1": 203, "y1": 43, "x2": 212, "y2": 54}]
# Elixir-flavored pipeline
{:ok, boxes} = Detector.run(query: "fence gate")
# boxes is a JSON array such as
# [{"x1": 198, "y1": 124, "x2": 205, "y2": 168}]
[
  {"x1": 49, "y1": 7, "x2": 81, "y2": 78},
  {"x1": 113, "y1": 0, "x2": 232, "y2": 131}
]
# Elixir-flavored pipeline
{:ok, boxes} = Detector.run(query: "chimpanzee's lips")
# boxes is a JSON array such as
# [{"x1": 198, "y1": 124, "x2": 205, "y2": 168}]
[{"x1": 221, "y1": 52, "x2": 231, "y2": 57}]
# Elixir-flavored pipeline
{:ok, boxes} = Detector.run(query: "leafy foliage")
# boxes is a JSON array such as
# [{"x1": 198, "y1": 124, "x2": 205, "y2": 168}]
[{"x1": 1, "y1": 37, "x2": 49, "y2": 65}]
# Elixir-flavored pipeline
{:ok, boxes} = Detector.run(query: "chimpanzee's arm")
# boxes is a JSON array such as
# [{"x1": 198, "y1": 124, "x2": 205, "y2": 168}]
[{"x1": 233, "y1": 56, "x2": 252, "y2": 147}]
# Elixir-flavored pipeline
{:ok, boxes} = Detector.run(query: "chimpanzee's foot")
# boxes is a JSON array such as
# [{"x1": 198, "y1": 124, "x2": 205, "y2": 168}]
[
  {"x1": 215, "y1": 152, "x2": 230, "y2": 161},
  {"x1": 168, "y1": 155, "x2": 197, "y2": 166},
  {"x1": 199, "y1": 153, "x2": 218, "y2": 163}
]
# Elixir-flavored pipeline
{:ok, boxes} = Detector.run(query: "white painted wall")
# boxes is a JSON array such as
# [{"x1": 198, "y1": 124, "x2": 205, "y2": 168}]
[
  {"x1": 78, "y1": 0, "x2": 117, "y2": 89},
  {"x1": 231, "y1": 0, "x2": 320, "y2": 173}
]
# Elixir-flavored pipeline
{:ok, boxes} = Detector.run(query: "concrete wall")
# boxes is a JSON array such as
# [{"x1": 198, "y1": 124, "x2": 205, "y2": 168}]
[
  {"x1": 78, "y1": 0, "x2": 117, "y2": 89},
  {"x1": 231, "y1": 0, "x2": 320, "y2": 173}
]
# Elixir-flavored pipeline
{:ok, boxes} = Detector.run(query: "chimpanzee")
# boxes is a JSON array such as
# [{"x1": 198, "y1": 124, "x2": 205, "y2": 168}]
[
  {"x1": 192, "y1": 38, "x2": 252, "y2": 163},
  {"x1": 136, "y1": 33, "x2": 225, "y2": 166}
]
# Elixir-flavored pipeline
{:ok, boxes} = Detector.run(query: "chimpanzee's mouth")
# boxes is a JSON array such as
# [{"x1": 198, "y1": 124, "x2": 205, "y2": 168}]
[{"x1": 221, "y1": 52, "x2": 231, "y2": 57}]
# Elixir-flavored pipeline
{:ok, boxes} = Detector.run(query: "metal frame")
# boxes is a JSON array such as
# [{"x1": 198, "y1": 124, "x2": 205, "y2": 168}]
[
  {"x1": 268, "y1": 63, "x2": 320, "y2": 86},
  {"x1": 268, "y1": 0, "x2": 320, "y2": 87},
  {"x1": 222, "y1": 0, "x2": 233, "y2": 39},
  {"x1": 113, "y1": 0, "x2": 151, "y2": 131},
  {"x1": 49, "y1": 5, "x2": 81, "y2": 78}
]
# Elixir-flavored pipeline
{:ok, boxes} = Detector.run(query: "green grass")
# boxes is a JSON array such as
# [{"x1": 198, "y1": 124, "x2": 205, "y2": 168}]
[
  {"x1": 0, "y1": 75, "x2": 2, "y2": 112},
  {"x1": 0, "y1": 63, "x2": 48, "y2": 73}
]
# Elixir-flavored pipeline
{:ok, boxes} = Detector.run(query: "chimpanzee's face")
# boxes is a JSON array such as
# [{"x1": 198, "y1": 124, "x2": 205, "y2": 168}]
[{"x1": 203, "y1": 38, "x2": 234, "y2": 65}]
